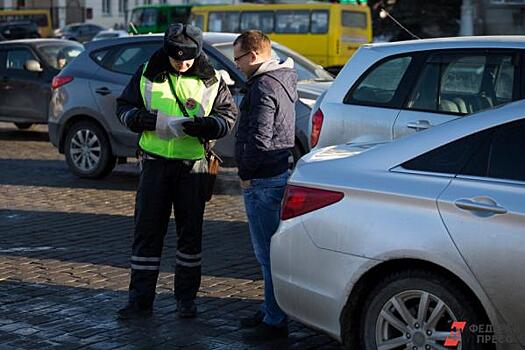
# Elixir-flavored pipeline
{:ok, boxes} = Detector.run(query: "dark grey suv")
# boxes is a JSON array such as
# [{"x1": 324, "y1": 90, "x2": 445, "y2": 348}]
[{"x1": 48, "y1": 33, "x2": 333, "y2": 178}]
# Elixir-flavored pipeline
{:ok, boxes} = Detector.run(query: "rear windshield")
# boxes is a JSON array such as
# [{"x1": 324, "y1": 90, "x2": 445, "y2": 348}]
[
  {"x1": 38, "y1": 43, "x2": 84, "y2": 69},
  {"x1": 342, "y1": 11, "x2": 367, "y2": 29}
]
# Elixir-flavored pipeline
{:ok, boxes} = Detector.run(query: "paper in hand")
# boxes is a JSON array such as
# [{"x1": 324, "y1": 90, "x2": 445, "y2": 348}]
[{"x1": 155, "y1": 111, "x2": 188, "y2": 140}]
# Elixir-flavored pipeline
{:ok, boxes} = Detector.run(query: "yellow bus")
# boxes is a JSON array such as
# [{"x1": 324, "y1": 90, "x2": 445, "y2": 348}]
[
  {"x1": 190, "y1": 3, "x2": 372, "y2": 72},
  {"x1": 0, "y1": 9, "x2": 52, "y2": 38}
]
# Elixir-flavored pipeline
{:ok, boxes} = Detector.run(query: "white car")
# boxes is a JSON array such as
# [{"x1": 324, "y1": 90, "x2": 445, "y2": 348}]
[
  {"x1": 272, "y1": 100, "x2": 525, "y2": 349},
  {"x1": 310, "y1": 36, "x2": 525, "y2": 150},
  {"x1": 92, "y1": 30, "x2": 129, "y2": 41}
]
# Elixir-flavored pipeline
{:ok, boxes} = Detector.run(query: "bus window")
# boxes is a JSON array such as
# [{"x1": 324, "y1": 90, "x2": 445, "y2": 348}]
[
  {"x1": 342, "y1": 11, "x2": 367, "y2": 29},
  {"x1": 208, "y1": 12, "x2": 239, "y2": 33},
  {"x1": 275, "y1": 10, "x2": 309, "y2": 34},
  {"x1": 311, "y1": 10, "x2": 328, "y2": 34},
  {"x1": 142, "y1": 8, "x2": 157, "y2": 26},
  {"x1": 190, "y1": 14, "x2": 204, "y2": 29},
  {"x1": 240, "y1": 11, "x2": 274, "y2": 32}
]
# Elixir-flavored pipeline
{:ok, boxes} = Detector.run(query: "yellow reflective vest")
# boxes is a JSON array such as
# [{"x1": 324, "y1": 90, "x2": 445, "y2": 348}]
[{"x1": 138, "y1": 63, "x2": 220, "y2": 160}]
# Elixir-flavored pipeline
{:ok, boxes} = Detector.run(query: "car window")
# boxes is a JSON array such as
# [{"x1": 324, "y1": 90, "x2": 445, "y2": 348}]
[
  {"x1": 402, "y1": 118, "x2": 525, "y2": 182},
  {"x1": 240, "y1": 11, "x2": 274, "y2": 33},
  {"x1": 401, "y1": 129, "x2": 489, "y2": 175},
  {"x1": 6, "y1": 48, "x2": 36, "y2": 70},
  {"x1": 347, "y1": 56, "x2": 412, "y2": 105},
  {"x1": 104, "y1": 43, "x2": 159, "y2": 75},
  {"x1": 406, "y1": 53, "x2": 516, "y2": 115},
  {"x1": 38, "y1": 44, "x2": 84, "y2": 69},
  {"x1": 208, "y1": 12, "x2": 240, "y2": 33},
  {"x1": 462, "y1": 120, "x2": 525, "y2": 182},
  {"x1": 275, "y1": 10, "x2": 309, "y2": 34}
]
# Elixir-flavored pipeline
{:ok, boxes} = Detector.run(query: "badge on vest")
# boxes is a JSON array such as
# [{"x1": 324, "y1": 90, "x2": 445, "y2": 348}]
[{"x1": 185, "y1": 98, "x2": 197, "y2": 110}]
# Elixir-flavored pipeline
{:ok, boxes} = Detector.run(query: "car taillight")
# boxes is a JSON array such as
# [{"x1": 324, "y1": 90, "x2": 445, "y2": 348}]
[
  {"x1": 52, "y1": 76, "x2": 73, "y2": 89},
  {"x1": 310, "y1": 108, "x2": 324, "y2": 148},
  {"x1": 281, "y1": 185, "x2": 343, "y2": 220}
]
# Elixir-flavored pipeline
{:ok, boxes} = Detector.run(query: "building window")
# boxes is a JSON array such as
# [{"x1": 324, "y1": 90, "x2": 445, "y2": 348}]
[
  {"x1": 159, "y1": 0, "x2": 168, "y2": 3},
  {"x1": 102, "y1": 0, "x2": 111, "y2": 15},
  {"x1": 17, "y1": 0, "x2": 25, "y2": 9},
  {"x1": 144, "y1": 0, "x2": 152, "y2": 4}
]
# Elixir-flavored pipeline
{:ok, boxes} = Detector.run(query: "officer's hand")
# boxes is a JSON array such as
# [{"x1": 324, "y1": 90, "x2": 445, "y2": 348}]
[
  {"x1": 182, "y1": 117, "x2": 217, "y2": 139},
  {"x1": 125, "y1": 109, "x2": 157, "y2": 133}
]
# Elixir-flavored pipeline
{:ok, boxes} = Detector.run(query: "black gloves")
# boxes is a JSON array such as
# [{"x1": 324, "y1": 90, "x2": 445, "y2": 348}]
[
  {"x1": 182, "y1": 116, "x2": 219, "y2": 140},
  {"x1": 124, "y1": 109, "x2": 157, "y2": 133}
]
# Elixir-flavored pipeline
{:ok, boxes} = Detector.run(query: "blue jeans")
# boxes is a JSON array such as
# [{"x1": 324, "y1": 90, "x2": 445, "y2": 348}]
[{"x1": 242, "y1": 171, "x2": 288, "y2": 327}]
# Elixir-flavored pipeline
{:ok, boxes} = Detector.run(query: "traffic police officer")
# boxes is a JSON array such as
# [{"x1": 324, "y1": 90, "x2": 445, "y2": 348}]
[{"x1": 116, "y1": 23, "x2": 237, "y2": 319}]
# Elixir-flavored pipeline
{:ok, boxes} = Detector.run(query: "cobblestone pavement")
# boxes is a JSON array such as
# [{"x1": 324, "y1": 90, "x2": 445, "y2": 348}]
[{"x1": 0, "y1": 123, "x2": 341, "y2": 350}]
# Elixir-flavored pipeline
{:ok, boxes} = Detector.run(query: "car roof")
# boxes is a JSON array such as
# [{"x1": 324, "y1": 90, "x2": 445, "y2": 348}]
[
  {"x1": 0, "y1": 38, "x2": 81, "y2": 46},
  {"x1": 364, "y1": 36, "x2": 525, "y2": 55},
  {"x1": 84, "y1": 32, "x2": 240, "y2": 51}
]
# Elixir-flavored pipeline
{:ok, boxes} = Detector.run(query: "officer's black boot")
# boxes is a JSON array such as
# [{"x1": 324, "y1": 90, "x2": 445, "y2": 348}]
[
  {"x1": 117, "y1": 303, "x2": 153, "y2": 320},
  {"x1": 177, "y1": 299, "x2": 197, "y2": 318}
]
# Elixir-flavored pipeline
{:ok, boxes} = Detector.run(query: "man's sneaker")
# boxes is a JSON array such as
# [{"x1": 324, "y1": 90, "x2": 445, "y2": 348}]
[
  {"x1": 177, "y1": 299, "x2": 197, "y2": 319},
  {"x1": 240, "y1": 310, "x2": 264, "y2": 328},
  {"x1": 117, "y1": 303, "x2": 152, "y2": 320},
  {"x1": 242, "y1": 322, "x2": 289, "y2": 341}
]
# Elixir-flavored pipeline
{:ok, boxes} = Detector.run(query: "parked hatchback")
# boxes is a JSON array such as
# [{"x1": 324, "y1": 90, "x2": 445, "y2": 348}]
[
  {"x1": 310, "y1": 36, "x2": 525, "y2": 150},
  {"x1": 0, "y1": 39, "x2": 83, "y2": 129},
  {"x1": 273, "y1": 100, "x2": 525, "y2": 349},
  {"x1": 48, "y1": 33, "x2": 333, "y2": 178}
]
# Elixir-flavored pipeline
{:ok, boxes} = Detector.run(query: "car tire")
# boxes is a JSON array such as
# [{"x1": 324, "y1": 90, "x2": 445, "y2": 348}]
[
  {"x1": 288, "y1": 143, "x2": 303, "y2": 170},
  {"x1": 354, "y1": 269, "x2": 493, "y2": 350},
  {"x1": 14, "y1": 122, "x2": 33, "y2": 130},
  {"x1": 64, "y1": 121, "x2": 116, "y2": 179}
]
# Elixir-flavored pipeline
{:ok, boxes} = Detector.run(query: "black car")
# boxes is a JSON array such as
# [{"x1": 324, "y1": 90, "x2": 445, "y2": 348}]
[
  {"x1": 0, "y1": 39, "x2": 84, "y2": 129},
  {"x1": 0, "y1": 21, "x2": 40, "y2": 40}
]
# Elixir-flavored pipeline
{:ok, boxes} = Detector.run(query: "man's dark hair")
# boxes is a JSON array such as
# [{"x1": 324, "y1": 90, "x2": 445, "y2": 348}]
[{"x1": 233, "y1": 30, "x2": 271, "y2": 55}]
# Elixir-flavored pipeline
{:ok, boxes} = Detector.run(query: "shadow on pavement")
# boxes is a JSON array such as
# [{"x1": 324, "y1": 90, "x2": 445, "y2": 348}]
[
  {"x1": 0, "y1": 209, "x2": 254, "y2": 280},
  {"x1": 0, "y1": 280, "x2": 339, "y2": 349}
]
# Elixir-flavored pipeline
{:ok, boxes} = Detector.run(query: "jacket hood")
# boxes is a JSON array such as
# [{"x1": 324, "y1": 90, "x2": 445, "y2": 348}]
[
  {"x1": 249, "y1": 57, "x2": 298, "y2": 103},
  {"x1": 143, "y1": 48, "x2": 217, "y2": 87}
]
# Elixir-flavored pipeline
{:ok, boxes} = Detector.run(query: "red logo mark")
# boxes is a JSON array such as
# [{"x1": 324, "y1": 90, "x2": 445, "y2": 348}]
[
  {"x1": 444, "y1": 321, "x2": 467, "y2": 347},
  {"x1": 185, "y1": 98, "x2": 197, "y2": 110}
]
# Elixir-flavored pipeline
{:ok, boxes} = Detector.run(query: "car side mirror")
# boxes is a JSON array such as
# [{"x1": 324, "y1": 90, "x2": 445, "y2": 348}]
[
  {"x1": 218, "y1": 69, "x2": 235, "y2": 86},
  {"x1": 25, "y1": 59, "x2": 43, "y2": 72}
]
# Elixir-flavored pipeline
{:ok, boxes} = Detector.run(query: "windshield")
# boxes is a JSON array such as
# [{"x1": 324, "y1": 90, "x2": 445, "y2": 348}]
[
  {"x1": 130, "y1": 8, "x2": 157, "y2": 26},
  {"x1": 93, "y1": 32, "x2": 121, "y2": 40},
  {"x1": 38, "y1": 43, "x2": 84, "y2": 69},
  {"x1": 213, "y1": 43, "x2": 333, "y2": 82}
]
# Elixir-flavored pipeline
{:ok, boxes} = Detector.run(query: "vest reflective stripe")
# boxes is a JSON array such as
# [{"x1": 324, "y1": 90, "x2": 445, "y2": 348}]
[{"x1": 138, "y1": 63, "x2": 221, "y2": 160}]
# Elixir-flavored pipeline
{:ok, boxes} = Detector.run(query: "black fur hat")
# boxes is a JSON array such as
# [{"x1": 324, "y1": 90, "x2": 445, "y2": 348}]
[{"x1": 163, "y1": 23, "x2": 203, "y2": 61}]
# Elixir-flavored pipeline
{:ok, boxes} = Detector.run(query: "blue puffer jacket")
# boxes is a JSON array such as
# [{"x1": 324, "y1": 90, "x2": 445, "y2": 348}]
[{"x1": 235, "y1": 58, "x2": 298, "y2": 180}]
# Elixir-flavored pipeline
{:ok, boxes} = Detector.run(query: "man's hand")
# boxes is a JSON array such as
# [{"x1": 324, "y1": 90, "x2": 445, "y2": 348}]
[
  {"x1": 125, "y1": 109, "x2": 157, "y2": 133},
  {"x1": 182, "y1": 117, "x2": 218, "y2": 139},
  {"x1": 240, "y1": 180, "x2": 251, "y2": 189}
]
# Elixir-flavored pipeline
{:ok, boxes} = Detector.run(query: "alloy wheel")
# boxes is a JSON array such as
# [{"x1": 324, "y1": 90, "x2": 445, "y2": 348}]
[{"x1": 375, "y1": 290, "x2": 460, "y2": 350}]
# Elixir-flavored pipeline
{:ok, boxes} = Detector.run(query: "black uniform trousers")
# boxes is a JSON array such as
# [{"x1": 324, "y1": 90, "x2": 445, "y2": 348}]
[{"x1": 128, "y1": 157, "x2": 207, "y2": 308}]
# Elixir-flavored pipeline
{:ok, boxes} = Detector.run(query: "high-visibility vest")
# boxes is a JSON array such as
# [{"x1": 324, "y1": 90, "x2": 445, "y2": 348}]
[{"x1": 138, "y1": 63, "x2": 220, "y2": 160}]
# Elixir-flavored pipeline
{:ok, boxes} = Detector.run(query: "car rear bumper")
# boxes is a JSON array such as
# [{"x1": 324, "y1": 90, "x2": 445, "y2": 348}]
[{"x1": 48, "y1": 122, "x2": 60, "y2": 149}]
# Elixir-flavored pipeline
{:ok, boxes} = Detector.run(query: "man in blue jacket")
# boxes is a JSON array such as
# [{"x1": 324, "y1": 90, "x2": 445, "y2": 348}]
[{"x1": 233, "y1": 30, "x2": 297, "y2": 340}]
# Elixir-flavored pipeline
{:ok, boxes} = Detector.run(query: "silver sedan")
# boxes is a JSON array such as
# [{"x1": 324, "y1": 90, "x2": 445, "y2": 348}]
[{"x1": 271, "y1": 100, "x2": 525, "y2": 349}]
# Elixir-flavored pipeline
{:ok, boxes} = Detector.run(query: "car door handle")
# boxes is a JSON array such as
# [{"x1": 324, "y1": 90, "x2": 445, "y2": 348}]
[
  {"x1": 454, "y1": 198, "x2": 507, "y2": 214},
  {"x1": 95, "y1": 87, "x2": 111, "y2": 95},
  {"x1": 407, "y1": 120, "x2": 432, "y2": 130}
]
